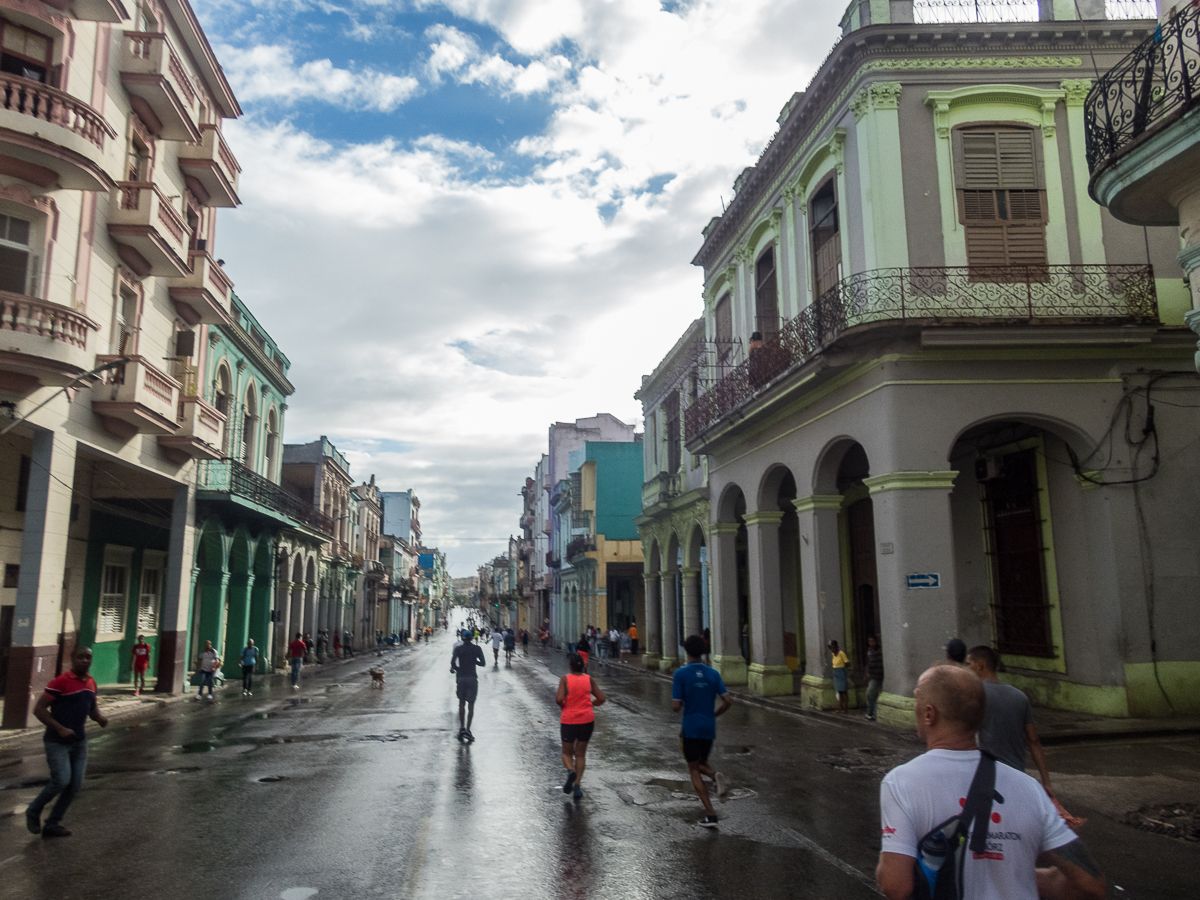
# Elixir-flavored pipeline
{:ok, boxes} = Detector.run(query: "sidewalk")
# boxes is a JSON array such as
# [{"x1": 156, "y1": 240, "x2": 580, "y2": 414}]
[
  {"x1": 0, "y1": 642, "x2": 409, "y2": 749},
  {"x1": 602, "y1": 655, "x2": 1200, "y2": 744}
]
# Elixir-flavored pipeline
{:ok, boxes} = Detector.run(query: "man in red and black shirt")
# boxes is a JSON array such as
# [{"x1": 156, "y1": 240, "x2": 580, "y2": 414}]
[
  {"x1": 26, "y1": 646, "x2": 108, "y2": 838},
  {"x1": 130, "y1": 634, "x2": 151, "y2": 695},
  {"x1": 288, "y1": 632, "x2": 307, "y2": 690}
]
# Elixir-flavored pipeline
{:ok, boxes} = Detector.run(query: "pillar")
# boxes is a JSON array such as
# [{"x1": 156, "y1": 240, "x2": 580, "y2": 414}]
[
  {"x1": 796, "y1": 495, "x2": 846, "y2": 709},
  {"x1": 275, "y1": 579, "x2": 293, "y2": 666},
  {"x1": 681, "y1": 567, "x2": 702, "y2": 641},
  {"x1": 2, "y1": 430, "x2": 75, "y2": 728},
  {"x1": 744, "y1": 511, "x2": 791, "y2": 696},
  {"x1": 223, "y1": 573, "x2": 254, "y2": 668},
  {"x1": 862, "y1": 471, "x2": 960, "y2": 727},
  {"x1": 157, "y1": 482, "x2": 196, "y2": 693},
  {"x1": 195, "y1": 569, "x2": 230, "y2": 662},
  {"x1": 708, "y1": 523, "x2": 747, "y2": 684},
  {"x1": 642, "y1": 572, "x2": 661, "y2": 669},
  {"x1": 659, "y1": 567, "x2": 679, "y2": 672},
  {"x1": 1178, "y1": 195, "x2": 1200, "y2": 373}
]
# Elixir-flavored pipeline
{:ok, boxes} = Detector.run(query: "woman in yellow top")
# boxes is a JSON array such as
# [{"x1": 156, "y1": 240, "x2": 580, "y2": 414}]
[{"x1": 828, "y1": 639, "x2": 850, "y2": 713}]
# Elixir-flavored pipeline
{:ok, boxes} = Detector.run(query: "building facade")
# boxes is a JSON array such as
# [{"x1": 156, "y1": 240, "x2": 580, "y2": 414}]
[
  {"x1": 0, "y1": 0, "x2": 247, "y2": 724},
  {"x1": 675, "y1": 0, "x2": 1199, "y2": 721},
  {"x1": 636, "y1": 318, "x2": 714, "y2": 671}
]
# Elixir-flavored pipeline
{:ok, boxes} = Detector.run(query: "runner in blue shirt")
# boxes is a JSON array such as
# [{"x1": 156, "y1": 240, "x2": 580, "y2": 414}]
[{"x1": 672, "y1": 634, "x2": 733, "y2": 828}]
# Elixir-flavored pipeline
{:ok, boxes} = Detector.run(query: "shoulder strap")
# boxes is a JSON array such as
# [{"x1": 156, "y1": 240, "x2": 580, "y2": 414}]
[{"x1": 961, "y1": 752, "x2": 997, "y2": 855}]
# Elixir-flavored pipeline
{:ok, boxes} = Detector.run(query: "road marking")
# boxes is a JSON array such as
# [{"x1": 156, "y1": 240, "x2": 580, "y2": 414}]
[
  {"x1": 404, "y1": 815, "x2": 433, "y2": 899},
  {"x1": 778, "y1": 826, "x2": 882, "y2": 894}
]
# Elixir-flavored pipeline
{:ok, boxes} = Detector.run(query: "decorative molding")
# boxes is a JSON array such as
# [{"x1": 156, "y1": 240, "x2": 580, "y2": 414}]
[
  {"x1": 925, "y1": 85, "x2": 1066, "y2": 141},
  {"x1": 863, "y1": 471, "x2": 958, "y2": 494},
  {"x1": 792, "y1": 494, "x2": 843, "y2": 513},
  {"x1": 870, "y1": 81, "x2": 902, "y2": 111},
  {"x1": 782, "y1": 183, "x2": 797, "y2": 205},
  {"x1": 850, "y1": 88, "x2": 871, "y2": 122},
  {"x1": 743, "y1": 510, "x2": 786, "y2": 527},
  {"x1": 708, "y1": 522, "x2": 740, "y2": 535},
  {"x1": 863, "y1": 56, "x2": 1082, "y2": 74},
  {"x1": 734, "y1": 244, "x2": 753, "y2": 264},
  {"x1": 1177, "y1": 242, "x2": 1200, "y2": 275},
  {"x1": 829, "y1": 129, "x2": 847, "y2": 175},
  {"x1": 1074, "y1": 471, "x2": 1103, "y2": 491},
  {"x1": 679, "y1": 566, "x2": 701, "y2": 578},
  {"x1": 1060, "y1": 79, "x2": 1092, "y2": 108}
]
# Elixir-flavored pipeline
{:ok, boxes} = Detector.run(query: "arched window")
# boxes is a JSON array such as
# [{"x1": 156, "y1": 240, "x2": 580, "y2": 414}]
[
  {"x1": 714, "y1": 292, "x2": 733, "y2": 374},
  {"x1": 264, "y1": 408, "x2": 279, "y2": 481},
  {"x1": 809, "y1": 179, "x2": 840, "y2": 299},
  {"x1": 754, "y1": 247, "x2": 779, "y2": 336},
  {"x1": 241, "y1": 384, "x2": 258, "y2": 469},
  {"x1": 213, "y1": 364, "x2": 232, "y2": 455}
]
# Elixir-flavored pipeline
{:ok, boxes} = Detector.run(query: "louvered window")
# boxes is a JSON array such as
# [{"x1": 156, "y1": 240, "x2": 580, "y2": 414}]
[
  {"x1": 955, "y1": 128, "x2": 1047, "y2": 271},
  {"x1": 664, "y1": 390, "x2": 681, "y2": 473},
  {"x1": 714, "y1": 293, "x2": 733, "y2": 374},
  {"x1": 99, "y1": 564, "x2": 128, "y2": 636},
  {"x1": 809, "y1": 180, "x2": 841, "y2": 299},
  {"x1": 137, "y1": 567, "x2": 161, "y2": 634},
  {"x1": 754, "y1": 247, "x2": 779, "y2": 336}
]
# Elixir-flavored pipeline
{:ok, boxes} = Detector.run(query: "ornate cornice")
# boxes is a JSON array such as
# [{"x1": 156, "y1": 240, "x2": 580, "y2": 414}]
[{"x1": 1060, "y1": 78, "x2": 1092, "y2": 108}]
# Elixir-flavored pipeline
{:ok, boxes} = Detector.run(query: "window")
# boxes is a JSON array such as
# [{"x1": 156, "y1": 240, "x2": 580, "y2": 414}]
[
  {"x1": 137, "y1": 566, "x2": 161, "y2": 633},
  {"x1": 113, "y1": 288, "x2": 139, "y2": 355},
  {"x1": 15, "y1": 453, "x2": 30, "y2": 511},
  {"x1": 99, "y1": 563, "x2": 129, "y2": 636},
  {"x1": 0, "y1": 21, "x2": 51, "y2": 84},
  {"x1": 264, "y1": 410, "x2": 279, "y2": 480},
  {"x1": 754, "y1": 247, "x2": 779, "y2": 336},
  {"x1": 0, "y1": 214, "x2": 34, "y2": 296},
  {"x1": 955, "y1": 128, "x2": 1047, "y2": 270},
  {"x1": 714, "y1": 293, "x2": 733, "y2": 374},
  {"x1": 3, "y1": 563, "x2": 17, "y2": 588},
  {"x1": 982, "y1": 448, "x2": 1053, "y2": 657},
  {"x1": 664, "y1": 391, "x2": 681, "y2": 474},
  {"x1": 241, "y1": 387, "x2": 257, "y2": 469},
  {"x1": 809, "y1": 180, "x2": 841, "y2": 299}
]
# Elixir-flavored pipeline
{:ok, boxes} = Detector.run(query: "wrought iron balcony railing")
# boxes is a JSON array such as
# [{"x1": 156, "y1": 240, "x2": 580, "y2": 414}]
[
  {"x1": 566, "y1": 536, "x2": 596, "y2": 560},
  {"x1": 198, "y1": 459, "x2": 336, "y2": 535},
  {"x1": 684, "y1": 264, "x2": 1157, "y2": 441},
  {"x1": 1085, "y1": 3, "x2": 1200, "y2": 175}
]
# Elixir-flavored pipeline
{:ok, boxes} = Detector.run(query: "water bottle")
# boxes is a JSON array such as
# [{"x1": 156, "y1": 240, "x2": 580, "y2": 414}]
[{"x1": 917, "y1": 830, "x2": 949, "y2": 896}]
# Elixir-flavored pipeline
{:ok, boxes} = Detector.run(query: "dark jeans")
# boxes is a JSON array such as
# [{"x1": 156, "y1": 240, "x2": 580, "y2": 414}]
[
  {"x1": 198, "y1": 671, "x2": 215, "y2": 696},
  {"x1": 242, "y1": 664, "x2": 255, "y2": 691},
  {"x1": 28, "y1": 739, "x2": 88, "y2": 826},
  {"x1": 290, "y1": 657, "x2": 303, "y2": 686}
]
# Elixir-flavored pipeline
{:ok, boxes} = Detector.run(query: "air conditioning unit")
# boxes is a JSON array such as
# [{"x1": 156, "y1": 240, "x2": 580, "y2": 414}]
[{"x1": 975, "y1": 457, "x2": 1004, "y2": 482}]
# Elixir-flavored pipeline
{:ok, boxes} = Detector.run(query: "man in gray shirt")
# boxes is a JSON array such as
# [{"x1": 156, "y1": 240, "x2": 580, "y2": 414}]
[{"x1": 967, "y1": 645, "x2": 1055, "y2": 801}]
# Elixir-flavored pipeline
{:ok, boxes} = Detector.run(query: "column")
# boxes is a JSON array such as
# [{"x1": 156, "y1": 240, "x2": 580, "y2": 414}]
[
  {"x1": 659, "y1": 568, "x2": 679, "y2": 672},
  {"x1": 862, "y1": 471, "x2": 959, "y2": 726},
  {"x1": 641, "y1": 572, "x2": 661, "y2": 669},
  {"x1": 275, "y1": 579, "x2": 293, "y2": 667},
  {"x1": 158, "y1": 482, "x2": 196, "y2": 693},
  {"x1": 680, "y1": 567, "x2": 702, "y2": 641},
  {"x1": 1178, "y1": 194, "x2": 1200, "y2": 373},
  {"x1": 795, "y1": 495, "x2": 845, "y2": 709},
  {"x1": 708, "y1": 523, "x2": 746, "y2": 685},
  {"x1": 783, "y1": 188, "x2": 800, "y2": 318},
  {"x1": 744, "y1": 511, "x2": 791, "y2": 696},
  {"x1": 195, "y1": 569, "x2": 230, "y2": 662},
  {"x1": 224, "y1": 573, "x2": 254, "y2": 668},
  {"x1": 2, "y1": 430, "x2": 76, "y2": 728}
]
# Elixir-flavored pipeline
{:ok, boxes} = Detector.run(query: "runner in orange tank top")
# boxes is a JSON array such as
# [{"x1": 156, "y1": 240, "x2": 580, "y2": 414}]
[{"x1": 555, "y1": 653, "x2": 606, "y2": 801}]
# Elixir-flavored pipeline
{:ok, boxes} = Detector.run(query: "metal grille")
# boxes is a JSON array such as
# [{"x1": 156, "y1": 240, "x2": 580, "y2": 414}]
[
  {"x1": 914, "y1": 0, "x2": 1040, "y2": 24},
  {"x1": 1086, "y1": 3, "x2": 1200, "y2": 173},
  {"x1": 198, "y1": 458, "x2": 336, "y2": 535},
  {"x1": 684, "y1": 264, "x2": 1156, "y2": 441}
]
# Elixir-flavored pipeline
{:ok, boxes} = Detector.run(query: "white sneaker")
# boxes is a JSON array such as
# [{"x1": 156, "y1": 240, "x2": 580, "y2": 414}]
[
  {"x1": 293, "y1": 684, "x2": 299, "y2": 690},
  {"x1": 246, "y1": 691, "x2": 252, "y2": 696},
  {"x1": 715, "y1": 772, "x2": 729, "y2": 801},
  {"x1": 207, "y1": 694, "x2": 215, "y2": 701}
]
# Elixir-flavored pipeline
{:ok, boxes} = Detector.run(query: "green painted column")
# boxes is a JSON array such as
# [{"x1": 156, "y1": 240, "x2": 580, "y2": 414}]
[
  {"x1": 249, "y1": 573, "x2": 273, "y2": 673},
  {"x1": 194, "y1": 569, "x2": 230, "y2": 669},
  {"x1": 223, "y1": 573, "x2": 254, "y2": 672},
  {"x1": 853, "y1": 82, "x2": 908, "y2": 271}
]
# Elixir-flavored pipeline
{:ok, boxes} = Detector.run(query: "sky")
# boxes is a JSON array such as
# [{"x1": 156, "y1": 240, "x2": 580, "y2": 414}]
[{"x1": 192, "y1": 0, "x2": 846, "y2": 575}]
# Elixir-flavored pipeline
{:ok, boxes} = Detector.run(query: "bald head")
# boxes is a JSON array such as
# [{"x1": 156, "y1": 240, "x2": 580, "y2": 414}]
[{"x1": 916, "y1": 665, "x2": 986, "y2": 734}]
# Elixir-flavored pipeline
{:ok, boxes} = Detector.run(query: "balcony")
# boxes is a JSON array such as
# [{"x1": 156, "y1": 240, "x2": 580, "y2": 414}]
[
  {"x1": 546, "y1": 552, "x2": 560, "y2": 569},
  {"x1": 1086, "y1": 3, "x2": 1200, "y2": 225},
  {"x1": 641, "y1": 471, "x2": 685, "y2": 511},
  {"x1": 685, "y1": 265, "x2": 1158, "y2": 441},
  {"x1": 168, "y1": 251, "x2": 233, "y2": 325},
  {"x1": 0, "y1": 293, "x2": 99, "y2": 391},
  {"x1": 178, "y1": 125, "x2": 241, "y2": 207},
  {"x1": 108, "y1": 182, "x2": 190, "y2": 277},
  {"x1": 0, "y1": 73, "x2": 117, "y2": 191},
  {"x1": 41, "y1": 0, "x2": 128, "y2": 23},
  {"x1": 566, "y1": 536, "x2": 596, "y2": 561},
  {"x1": 119, "y1": 32, "x2": 200, "y2": 142},
  {"x1": 91, "y1": 355, "x2": 180, "y2": 438},
  {"x1": 157, "y1": 395, "x2": 225, "y2": 463},
  {"x1": 197, "y1": 459, "x2": 337, "y2": 535}
]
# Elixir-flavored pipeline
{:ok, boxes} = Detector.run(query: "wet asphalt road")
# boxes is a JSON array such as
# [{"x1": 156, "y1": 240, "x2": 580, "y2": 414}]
[{"x1": 1, "y1": 623, "x2": 1198, "y2": 900}]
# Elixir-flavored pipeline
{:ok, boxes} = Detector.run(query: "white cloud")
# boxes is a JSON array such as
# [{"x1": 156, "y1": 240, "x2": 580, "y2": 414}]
[
  {"x1": 424, "y1": 24, "x2": 571, "y2": 95},
  {"x1": 216, "y1": 43, "x2": 420, "y2": 111}
]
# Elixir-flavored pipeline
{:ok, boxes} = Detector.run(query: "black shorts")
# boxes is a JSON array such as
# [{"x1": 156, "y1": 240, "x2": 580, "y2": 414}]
[
  {"x1": 456, "y1": 679, "x2": 478, "y2": 703},
  {"x1": 560, "y1": 721, "x2": 595, "y2": 744},
  {"x1": 681, "y1": 737, "x2": 713, "y2": 764}
]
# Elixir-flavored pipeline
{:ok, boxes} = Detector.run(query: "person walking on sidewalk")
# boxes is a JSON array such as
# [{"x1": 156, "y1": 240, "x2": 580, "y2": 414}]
[
  {"x1": 25, "y1": 646, "x2": 108, "y2": 838},
  {"x1": 288, "y1": 633, "x2": 307, "y2": 690},
  {"x1": 504, "y1": 628, "x2": 516, "y2": 663},
  {"x1": 491, "y1": 628, "x2": 502, "y2": 665},
  {"x1": 829, "y1": 639, "x2": 850, "y2": 713},
  {"x1": 556, "y1": 652, "x2": 606, "y2": 802},
  {"x1": 240, "y1": 639, "x2": 258, "y2": 696},
  {"x1": 521, "y1": 629, "x2": 529, "y2": 656},
  {"x1": 628, "y1": 620, "x2": 638, "y2": 656},
  {"x1": 196, "y1": 641, "x2": 220, "y2": 700},
  {"x1": 966, "y1": 645, "x2": 1056, "y2": 800},
  {"x1": 875, "y1": 665, "x2": 1104, "y2": 900},
  {"x1": 672, "y1": 634, "x2": 732, "y2": 828},
  {"x1": 865, "y1": 635, "x2": 884, "y2": 721},
  {"x1": 451, "y1": 630, "x2": 486, "y2": 741},
  {"x1": 130, "y1": 635, "x2": 151, "y2": 695}
]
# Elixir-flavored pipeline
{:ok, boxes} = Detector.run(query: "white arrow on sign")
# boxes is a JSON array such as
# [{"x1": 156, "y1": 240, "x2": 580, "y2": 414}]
[{"x1": 906, "y1": 573, "x2": 940, "y2": 589}]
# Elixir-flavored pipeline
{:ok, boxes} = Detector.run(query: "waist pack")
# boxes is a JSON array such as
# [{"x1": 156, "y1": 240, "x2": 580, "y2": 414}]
[{"x1": 913, "y1": 752, "x2": 1003, "y2": 900}]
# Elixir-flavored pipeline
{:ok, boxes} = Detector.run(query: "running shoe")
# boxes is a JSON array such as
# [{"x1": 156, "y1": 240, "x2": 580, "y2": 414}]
[
  {"x1": 699, "y1": 815, "x2": 719, "y2": 828},
  {"x1": 25, "y1": 810, "x2": 40, "y2": 834},
  {"x1": 41, "y1": 824, "x2": 72, "y2": 838},
  {"x1": 563, "y1": 770, "x2": 577, "y2": 794},
  {"x1": 465, "y1": 730, "x2": 475, "y2": 743},
  {"x1": 715, "y1": 772, "x2": 728, "y2": 801},
  {"x1": 572, "y1": 785, "x2": 583, "y2": 801}
]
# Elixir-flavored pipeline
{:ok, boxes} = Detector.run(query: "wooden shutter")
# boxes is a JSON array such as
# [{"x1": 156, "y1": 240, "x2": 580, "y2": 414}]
[
  {"x1": 755, "y1": 247, "x2": 778, "y2": 335},
  {"x1": 956, "y1": 127, "x2": 1047, "y2": 269},
  {"x1": 714, "y1": 293, "x2": 733, "y2": 368}
]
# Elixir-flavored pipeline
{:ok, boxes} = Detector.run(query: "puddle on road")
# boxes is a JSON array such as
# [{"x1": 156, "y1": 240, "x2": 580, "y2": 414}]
[
  {"x1": 817, "y1": 747, "x2": 914, "y2": 776},
  {"x1": 257, "y1": 775, "x2": 290, "y2": 783},
  {"x1": 152, "y1": 767, "x2": 202, "y2": 775},
  {"x1": 348, "y1": 732, "x2": 409, "y2": 743},
  {"x1": 178, "y1": 734, "x2": 340, "y2": 754}
]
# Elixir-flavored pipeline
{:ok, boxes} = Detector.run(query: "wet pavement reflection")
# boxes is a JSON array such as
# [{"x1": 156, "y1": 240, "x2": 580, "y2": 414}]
[{"x1": 2, "y1": 625, "x2": 1197, "y2": 899}]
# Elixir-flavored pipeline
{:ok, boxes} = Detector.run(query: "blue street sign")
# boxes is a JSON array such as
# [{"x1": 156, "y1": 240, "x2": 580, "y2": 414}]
[{"x1": 906, "y1": 573, "x2": 941, "y2": 589}]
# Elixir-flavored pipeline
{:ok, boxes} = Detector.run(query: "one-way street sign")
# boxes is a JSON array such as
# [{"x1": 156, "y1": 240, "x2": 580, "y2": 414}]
[{"x1": 906, "y1": 573, "x2": 940, "y2": 589}]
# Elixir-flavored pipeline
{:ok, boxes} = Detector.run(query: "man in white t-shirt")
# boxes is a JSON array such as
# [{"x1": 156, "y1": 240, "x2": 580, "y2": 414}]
[
  {"x1": 876, "y1": 665, "x2": 1104, "y2": 900},
  {"x1": 491, "y1": 629, "x2": 502, "y2": 664}
]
